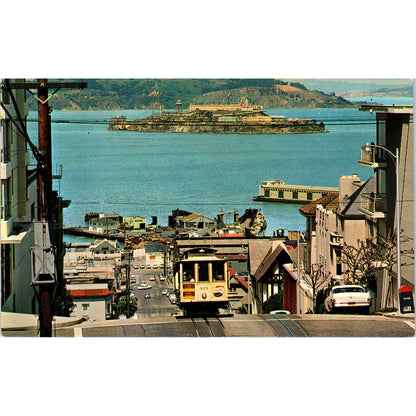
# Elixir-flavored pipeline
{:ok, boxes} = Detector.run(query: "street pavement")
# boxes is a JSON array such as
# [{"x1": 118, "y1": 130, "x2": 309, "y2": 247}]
[
  {"x1": 2, "y1": 265, "x2": 414, "y2": 338},
  {"x1": 3, "y1": 312, "x2": 414, "y2": 337}
]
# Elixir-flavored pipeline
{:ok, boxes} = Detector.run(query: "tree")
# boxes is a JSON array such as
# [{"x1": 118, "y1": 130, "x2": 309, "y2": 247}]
[
  {"x1": 341, "y1": 238, "x2": 379, "y2": 290},
  {"x1": 301, "y1": 264, "x2": 331, "y2": 313},
  {"x1": 54, "y1": 294, "x2": 75, "y2": 317},
  {"x1": 262, "y1": 292, "x2": 283, "y2": 314},
  {"x1": 341, "y1": 233, "x2": 414, "y2": 295},
  {"x1": 117, "y1": 296, "x2": 138, "y2": 317}
]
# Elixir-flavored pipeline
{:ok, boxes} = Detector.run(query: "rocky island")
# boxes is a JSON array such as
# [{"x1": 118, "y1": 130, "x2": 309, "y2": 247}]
[{"x1": 108, "y1": 103, "x2": 327, "y2": 134}]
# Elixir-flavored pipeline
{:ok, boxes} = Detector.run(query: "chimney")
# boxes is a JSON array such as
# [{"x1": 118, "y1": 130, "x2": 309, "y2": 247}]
[
  {"x1": 234, "y1": 210, "x2": 239, "y2": 225},
  {"x1": 339, "y1": 174, "x2": 361, "y2": 202}
]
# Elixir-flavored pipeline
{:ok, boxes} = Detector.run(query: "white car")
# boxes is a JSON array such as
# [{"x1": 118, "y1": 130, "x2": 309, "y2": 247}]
[
  {"x1": 137, "y1": 283, "x2": 152, "y2": 290},
  {"x1": 269, "y1": 310, "x2": 291, "y2": 315},
  {"x1": 324, "y1": 285, "x2": 371, "y2": 314},
  {"x1": 161, "y1": 289, "x2": 168, "y2": 295},
  {"x1": 149, "y1": 276, "x2": 156, "y2": 281}
]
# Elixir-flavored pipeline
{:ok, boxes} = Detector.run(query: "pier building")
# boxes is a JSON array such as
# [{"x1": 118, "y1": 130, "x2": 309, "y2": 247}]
[{"x1": 254, "y1": 180, "x2": 338, "y2": 204}]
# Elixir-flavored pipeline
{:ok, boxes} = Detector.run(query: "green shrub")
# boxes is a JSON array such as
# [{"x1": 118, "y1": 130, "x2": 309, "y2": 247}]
[
  {"x1": 117, "y1": 296, "x2": 138, "y2": 316},
  {"x1": 262, "y1": 293, "x2": 283, "y2": 314}
]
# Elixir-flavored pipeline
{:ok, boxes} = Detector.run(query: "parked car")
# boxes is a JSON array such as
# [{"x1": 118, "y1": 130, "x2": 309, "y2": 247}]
[
  {"x1": 144, "y1": 293, "x2": 151, "y2": 299},
  {"x1": 168, "y1": 292, "x2": 177, "y2": 304},
  {"x1": 324, "y1": 285, "x2": 371, "y2": 314},
  {"x1": 269, "y1": 310, "x2": 291, "y2": 315},
  {"x1": 149, "y1": 276, "x2": 156, "y2": 281},
  {"x1": 159, "y1": 276, "x2": 165, "y2": 281},
  {"x1": 130, "y1": 275, "x2": 136, "y2": 283},
  {"x1": 140, "y1": 265, "x2": 145, "y2": 269}
]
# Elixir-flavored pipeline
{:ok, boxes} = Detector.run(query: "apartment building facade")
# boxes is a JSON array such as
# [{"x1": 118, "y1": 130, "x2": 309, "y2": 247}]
[
  {"x1": 358, "y1": 106, "x2": 414, "y2": 308},
  {"x1": 1, "y1": 79, "x2": 38, "y2": 313}
]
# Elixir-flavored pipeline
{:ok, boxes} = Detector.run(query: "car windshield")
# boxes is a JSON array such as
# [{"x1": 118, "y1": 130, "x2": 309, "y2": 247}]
[{"x1": 333, "y1": 287, "x2": 364, "y2": 294}]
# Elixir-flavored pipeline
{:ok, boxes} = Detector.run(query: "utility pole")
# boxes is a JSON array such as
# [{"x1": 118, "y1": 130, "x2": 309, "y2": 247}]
[{"x1": 37, "y1": 79, "x2": 54, "y2": 336}]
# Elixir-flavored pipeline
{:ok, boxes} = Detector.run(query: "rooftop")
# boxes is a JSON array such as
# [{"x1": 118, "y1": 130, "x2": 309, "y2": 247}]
[{"x1": 299, "y1": 192, "x2": 339, "y2": 216}]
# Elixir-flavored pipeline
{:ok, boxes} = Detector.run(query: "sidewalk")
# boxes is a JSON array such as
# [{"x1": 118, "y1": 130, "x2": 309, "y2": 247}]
[
  {"x1": 1, "y1": 312, "x2": 84, "y2": 332},
  {"x1": 375, "y1": 311, "x2": 415, "y2": 320}
]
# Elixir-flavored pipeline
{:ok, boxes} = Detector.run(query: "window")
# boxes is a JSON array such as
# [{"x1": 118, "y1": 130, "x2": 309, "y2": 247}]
[
  {"x1": 307, "y1": 192, "x2": 313, "y2": 200},
  {"x1": 212, "y1": 262, "x2": 225, "y2": 281},
  {"x1": 197, "y1": 262, "x2": 209, "y2": 282},
  {"x1": 1, "y1": 120, "x2": 11, "y2": 163},
  {"x1": 278, "y1": 190, "x2": 284, "y2": 198},
  {"x1": 182, "y1": 263, "x2": 195, "y2": 282},
  {"x1": 292, "y1": 191, "x2": 298, "y2": 199},
  {"x1": 1, "y1": 245, "x2": 12, "y2": 306},
  {"x1": 1, "y1": 178, "x2": 12, "y2": 220},
  {"x1": 265, "y1": 190, "x2": 270, "y2": 197},
  {"x1": 31, "y1": 203, "x2": 36, "y2": 220},
  {"x1": 333, "y1": 287, "x2": 364, "y2": 294}
]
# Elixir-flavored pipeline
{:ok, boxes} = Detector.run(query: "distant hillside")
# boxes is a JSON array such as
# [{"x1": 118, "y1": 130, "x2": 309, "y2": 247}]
[
  {"x1": 27, "y1": 79, "x2": 358, "y2": 111},
  {"x1": 284, "y1": 79, "x2": 413, "y2": 95},
  {"x1": 190, "y1": 85, "x2": 355, "y2": 109},
  {"x1": 341, "y1": 85, "x2": 413, "y2": 98}
]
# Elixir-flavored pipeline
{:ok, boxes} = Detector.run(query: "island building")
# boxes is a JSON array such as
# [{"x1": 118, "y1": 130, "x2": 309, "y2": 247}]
[
  {"x1": 109, "y1": 102, "x2": 327, "y2": 135},
  {"x1": 188, "y1": 103, "x2": 264, "y2": 112},
  {"x1": 254, "y1": 180, "x2": 338, "y2": 204}
]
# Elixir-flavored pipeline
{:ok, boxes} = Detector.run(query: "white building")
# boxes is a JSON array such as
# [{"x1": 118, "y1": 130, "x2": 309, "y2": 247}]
[
  {"x1": 358, "y1": 105, "x2": 414, "y2": 309},
  {"x1": 87, "y1": 213, "x2": 120, "y2": 234},
  {"x1": 67, "y1": 282, "x2": 114, "y2": 321},
  {"x1": 1, "y1": 79, "x2": 38, "y2": 314}
]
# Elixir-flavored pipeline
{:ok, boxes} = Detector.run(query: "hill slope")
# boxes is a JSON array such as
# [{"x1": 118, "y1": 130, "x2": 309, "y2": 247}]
[{"x1": 28, "y1": 79, "x2": 357, "y2": 110}]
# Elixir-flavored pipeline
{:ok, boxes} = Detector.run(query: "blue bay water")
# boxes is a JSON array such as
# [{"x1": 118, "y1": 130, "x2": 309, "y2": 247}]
[{"x1": 26, "y1": 98, "x2": 412, "y2": 237}]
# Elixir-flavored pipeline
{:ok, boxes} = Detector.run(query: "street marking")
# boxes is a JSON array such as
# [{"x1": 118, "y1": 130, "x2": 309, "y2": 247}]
[
  {"x1": 74, "y1": 327, "x2": 83, "y2": 337},
  {"x1": 403, "y1": 320, "x2": 415, "y2": 330}
]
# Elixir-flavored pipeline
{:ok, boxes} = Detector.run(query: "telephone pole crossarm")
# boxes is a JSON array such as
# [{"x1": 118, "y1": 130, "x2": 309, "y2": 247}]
[{"x1": 7, "y1": 81, "x2": 88, "y2": 90}]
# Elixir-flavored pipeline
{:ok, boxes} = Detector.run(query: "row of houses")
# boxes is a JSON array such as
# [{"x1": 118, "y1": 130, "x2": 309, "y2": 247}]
[
  {"x1": 186, "y1": 105, "x2": 413, "y2": 314},
  {"x1": 302, "y1": 106, "x2": 414, "y2": 311},
  {"x1": 63, "y1": 238, "x2": 172, "y2": 321}
]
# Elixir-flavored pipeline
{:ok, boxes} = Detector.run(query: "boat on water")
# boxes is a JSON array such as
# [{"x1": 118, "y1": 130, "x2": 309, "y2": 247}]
[
  {"x1": 254, "y1": 180, "x2": 338, "y2": 204},
  {"x1": 108, "y1": 103, "x2": 327, "y2": 135}
]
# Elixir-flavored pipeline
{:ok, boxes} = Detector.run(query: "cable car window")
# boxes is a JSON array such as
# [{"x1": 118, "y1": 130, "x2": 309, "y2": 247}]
[
  {"x1": 182, "y1": 263, "x2": 195, "y2": 282},
  {"x1": 197, "y1": 262, "x2": 209, "y2": 282},
  {"x1": 212, "y1": 262, "x2": 225, "y2": 281}
]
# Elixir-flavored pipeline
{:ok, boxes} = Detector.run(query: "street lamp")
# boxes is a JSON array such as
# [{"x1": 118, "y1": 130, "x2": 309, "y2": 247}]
[
  {"x1": 296, "y1": 231, "x2": 306, "y2": 315},
  {"x1": 363, "y1": 143, "x2": 401, "y2": 312}
]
